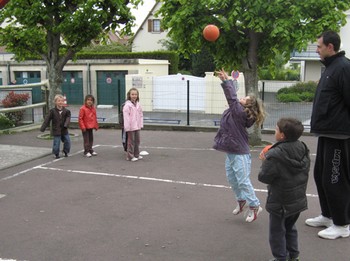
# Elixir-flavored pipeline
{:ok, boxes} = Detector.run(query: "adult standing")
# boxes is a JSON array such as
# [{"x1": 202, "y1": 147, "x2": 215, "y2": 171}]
[{"x1": 305, "y1": 31, "x2": 350, "y2": 240}]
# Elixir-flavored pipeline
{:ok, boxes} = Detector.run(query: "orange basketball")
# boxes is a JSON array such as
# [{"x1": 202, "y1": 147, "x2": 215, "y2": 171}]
[{"x1": 203, "y1": 24, "x2": 220, "y2": 42}]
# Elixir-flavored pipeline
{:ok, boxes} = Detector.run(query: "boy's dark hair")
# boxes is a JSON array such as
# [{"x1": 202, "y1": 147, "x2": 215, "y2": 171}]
[
  {"x1": 318, "y1": 31, "x2": 341, "y2": 52},
  {"x1": 277, "y1": 117, "x2": 304, "y2": 141}
]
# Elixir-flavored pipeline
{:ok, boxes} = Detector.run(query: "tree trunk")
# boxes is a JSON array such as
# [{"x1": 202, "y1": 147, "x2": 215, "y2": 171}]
[
  {"x1": 45, "y1": 31, "x2": 70, "y2": 109},
  {"x1": 47, "y1": 64, "x2": 63, "y2": 109},
  {"x1": 242, "y1": 30, "x2": 263, "y2": 145}
]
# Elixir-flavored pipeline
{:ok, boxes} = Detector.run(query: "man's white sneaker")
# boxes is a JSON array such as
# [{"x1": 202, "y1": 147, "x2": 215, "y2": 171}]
[
  {"x1": 137, "y1": 156, "x2": 143, "y2": 160},
  {"x1": 232, "y1": 200, "x2": 247, "y2": 215},
  {"x1": 318, "y1": 225, "x2": 350, "y2": 239},
  {"x1": 131, "y1": 157, "x2": 138, "y2": 162},
  {"x1": 91, "y1": 151, "x2": 97, "y2": 156},
  {"x1": 245, "y1": 206, "x2": 262, "y2": 223},
  {"x1": 85, "y1": 152, "x2": 92, "y2": 157},
  {"x1": 305, "y1": 215, "x2": 333, "y2": 228}
]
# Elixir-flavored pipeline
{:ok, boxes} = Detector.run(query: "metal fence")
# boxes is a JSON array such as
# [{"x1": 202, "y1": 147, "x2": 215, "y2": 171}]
[
  {"x1": 67, "y1": 79, "x2": 312, "y2": 131},
  {"x1": 0, "y1": 81, "x2": 48, "y2": 130},
  {"x1": 0, "y1": 79, "x2": 312, "y2": 131}
]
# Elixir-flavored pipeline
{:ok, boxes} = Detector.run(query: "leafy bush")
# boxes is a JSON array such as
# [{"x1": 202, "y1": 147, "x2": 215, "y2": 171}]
[
  {"x1": 1, "y1": 91, "x2": 30, "y2": 125},
  {"x1": 259, "y1": 67, "x2": 300, "y2": 81},
  {"x1": 276, "y1": 81, "x2": 317, "y2": 102},
  {"x1": 277, "y1": 93, "x2": 302, "y2": 102},
  {"x1": 285, "y1": 69, "x2": 300, "y2": 81},
  {"x1": 0, "y1": 113, "x2": 14, "y2": 130},
  {"x1": 77, "y1": 51, "x2": 179, "y2": 75}
]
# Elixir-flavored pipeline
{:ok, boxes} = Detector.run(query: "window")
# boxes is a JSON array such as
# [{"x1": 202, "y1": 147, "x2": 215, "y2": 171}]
[{"x1": 148, "y1": 19, "x2": 163, "y2": 33}]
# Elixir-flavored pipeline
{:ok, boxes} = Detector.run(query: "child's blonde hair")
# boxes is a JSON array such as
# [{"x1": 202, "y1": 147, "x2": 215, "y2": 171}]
[
  {"x1": 243, "y1": 94, "x2": 266, "y2": 127},
  {"x1": 54, "y1": 94, "x2": 64, "y2": 103}
]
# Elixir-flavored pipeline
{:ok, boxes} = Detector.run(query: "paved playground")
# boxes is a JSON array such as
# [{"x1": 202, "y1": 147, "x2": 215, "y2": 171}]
[{"x1": 0, "y1": 128, "x2": 349, "y2": 261}]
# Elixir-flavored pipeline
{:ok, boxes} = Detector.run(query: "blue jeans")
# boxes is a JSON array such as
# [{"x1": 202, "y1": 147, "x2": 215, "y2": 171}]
[
  {"x1": 52, "y1": 134, "x2": 71, "y2": 156},
  {"x1": 225, "y1": 153, "x2": 260, "y2": 207}
]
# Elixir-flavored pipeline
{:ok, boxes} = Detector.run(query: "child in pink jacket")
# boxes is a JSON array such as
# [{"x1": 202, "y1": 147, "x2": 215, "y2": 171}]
[{"x1": 123, "y1": 88, "x2": 144, "y2": 161}]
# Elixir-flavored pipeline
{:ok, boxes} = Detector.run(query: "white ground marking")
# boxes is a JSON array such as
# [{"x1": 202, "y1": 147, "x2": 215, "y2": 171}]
[
  {"x1": 0, "y1": 144, "x2": 319, "y2": 198},
  {"x1": 0, "y1": 259, "x2": 27, "y2": 261},
  {"x1": 36, "y1": 165, "x2": 319, "y2": 198}
]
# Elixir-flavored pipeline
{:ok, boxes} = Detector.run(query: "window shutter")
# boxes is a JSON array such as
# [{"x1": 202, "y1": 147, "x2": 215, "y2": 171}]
[{"x1": 148, "y1": 19, "x2": 153, "y2": 32}]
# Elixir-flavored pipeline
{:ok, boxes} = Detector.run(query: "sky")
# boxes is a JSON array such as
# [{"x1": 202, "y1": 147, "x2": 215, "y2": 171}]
[{"x1": 131, "y1": 0, "x2": 156, "y2": 32}]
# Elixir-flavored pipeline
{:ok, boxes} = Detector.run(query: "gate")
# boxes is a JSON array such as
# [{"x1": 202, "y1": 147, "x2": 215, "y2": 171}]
[
  {"x1": 153, "y1": 75, "x2": 205, "y2": 111},
  {"x1": 14, "y1": 71, "x2": 41, "y2": 103},
  {"x1": 62, "y1": 71, "x2": 83, "y2": 105},
  {"x1": 96, "y1": 71, "x2": 126, "y2": 106}
]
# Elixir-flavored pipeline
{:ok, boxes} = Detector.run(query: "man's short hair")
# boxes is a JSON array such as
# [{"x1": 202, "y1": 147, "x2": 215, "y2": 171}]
[{"x1": 318, "y1": 31, "x2": 341, "y2": 52}]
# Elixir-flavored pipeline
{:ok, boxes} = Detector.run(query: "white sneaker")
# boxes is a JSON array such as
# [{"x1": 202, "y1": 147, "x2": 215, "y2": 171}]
[
  {"x1": 137, "y1": 156, "x2": 143, "y2": 160},
  {"x1": 318, "y1": 225, "x2": 350, "y2": 239},
  {"x1": 245, "y1": 206, "x2": 263, "y2": 222},
  {"x1": 232, "y1": 200, "x2": 247, "y2": 215},
  {"x1": 305, "y1": 215, "x2": 333, "y2": 228},
  {"x1": 131, "y1": 157, "x2": 138, "y2": 162},
  {"x1": 91, "y1": 151, "x2": 97, "y2": 156},
  {"x1": 85, "y1": 152, "x2": 92, "y2": 157}
]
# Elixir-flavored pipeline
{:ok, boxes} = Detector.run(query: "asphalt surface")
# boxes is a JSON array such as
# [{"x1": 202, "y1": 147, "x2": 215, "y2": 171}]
[{"x1": 0, "y1": 127, "x2": 349, "y2": 261}]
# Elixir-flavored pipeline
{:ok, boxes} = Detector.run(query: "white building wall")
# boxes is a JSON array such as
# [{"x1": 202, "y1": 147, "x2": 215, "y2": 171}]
[
  {"x1": 340, "y1": 10, "x2": 350, "y2": 56},
  {"x1": 132, "y1": 31, "x2": 167, "y2": 52},
  {"x1": 132, "y1": 2, "x2": 168, "y2": 52},
  {"x1": 304, "y1": 60, "x2": 322, "y2": 82}
]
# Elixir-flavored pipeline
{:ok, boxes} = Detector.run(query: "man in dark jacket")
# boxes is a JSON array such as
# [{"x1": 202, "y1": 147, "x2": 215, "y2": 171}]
[
  {"x1": 259, "y1": 118, "x2": 310, "y2": 261},
  {"x1": 40, "y1": 94, "x2": 71, "y2": 159},
  {"x1": 305, "y1": 31, "x2": 350, "y2": 240}
]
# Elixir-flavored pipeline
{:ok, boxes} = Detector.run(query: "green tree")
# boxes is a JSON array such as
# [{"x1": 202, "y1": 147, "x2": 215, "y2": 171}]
[
  {"x1": 191, "y1": 47, "x2": 215, "y2": 77},
  {"x1": 158, "y1": 0, "x2": 350, "y2": 144},
  {"x1": 160, "y1": 38, "x2": 215, "y2": 76},
  {"x1": 0, "y1": 0, "x2": 141, "y2": 107}
]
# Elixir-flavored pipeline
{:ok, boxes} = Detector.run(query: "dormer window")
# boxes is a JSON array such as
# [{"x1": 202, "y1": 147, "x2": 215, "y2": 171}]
[{"x1": 148, "y1": 19, "x2": 163, "y2": 33}]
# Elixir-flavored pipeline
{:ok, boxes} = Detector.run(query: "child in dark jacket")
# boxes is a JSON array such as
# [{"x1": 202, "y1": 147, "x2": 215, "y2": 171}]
[
  {"x1": 40, "y1": 94, "x2": 71, "y2": 159},
  {"x1": 258, "y1": 117, "x2": 310, "y2": 261}
]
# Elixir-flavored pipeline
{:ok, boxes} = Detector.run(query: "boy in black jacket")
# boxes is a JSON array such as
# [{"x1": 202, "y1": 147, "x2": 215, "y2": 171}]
[
  {"x1": 40, "y1": 94, "x2": 71, "y2": 159},
  {"x1": 258, "y1": 118, "x2": 310, "y2": 261}
]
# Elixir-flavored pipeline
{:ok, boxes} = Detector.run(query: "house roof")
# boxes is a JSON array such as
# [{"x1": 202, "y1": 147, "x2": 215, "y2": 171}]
[{"x1": 133, "y1": 1, "x2": 160, "y2": 38}]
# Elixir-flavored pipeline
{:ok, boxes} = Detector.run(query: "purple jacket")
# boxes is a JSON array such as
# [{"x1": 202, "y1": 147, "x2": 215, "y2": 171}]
[{"x1": 213, "y1": 80, "x2": 254, "y2": 154}]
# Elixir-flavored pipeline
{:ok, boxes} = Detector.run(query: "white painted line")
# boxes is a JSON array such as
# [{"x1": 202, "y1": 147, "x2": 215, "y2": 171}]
[
  {"x1": 0, "y1": 144, "x2": 318, "y2": 199},
  {"x1": 0, "y1": 145, "x2": 101, "y2": 182},
  {"x1": 102, "y1": 144, "x2": 318, "y2": 157},
  {"x1": 37, "y1": 165, "x2": 319, "y2": 198},
  {"x1": 0, "y1": 258, "x2": 28, "y2": 261},
  {"x1": 103, "y1": 144, "x2": 215, "y2": 151}
]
